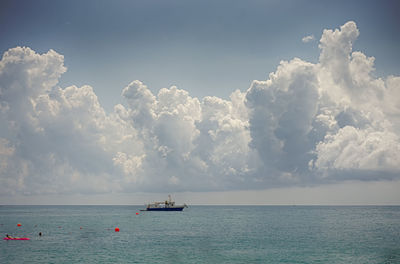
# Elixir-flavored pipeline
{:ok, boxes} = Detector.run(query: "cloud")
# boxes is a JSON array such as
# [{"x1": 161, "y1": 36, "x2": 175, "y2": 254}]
[
  {"x1": 0, "y1": 21, "x2": 399, "y2": 196},
  {"x1": 302, "y1": 34, "x2": 315, "y2": 43},
  {"x1": 246, "y1": 58, "x2": 320, "y2": 185},
  {"x1": 246, "y1": 21, "x2": 399, "y2": 185},
  {"x1": 313, "y1": 126, "x2": 400, "y2": 172}
]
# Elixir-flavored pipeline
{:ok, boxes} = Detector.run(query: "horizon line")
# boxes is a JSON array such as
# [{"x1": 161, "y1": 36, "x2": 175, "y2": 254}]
[{"x1": 1, "y1": 204, "x2": 399, "y2": 206}]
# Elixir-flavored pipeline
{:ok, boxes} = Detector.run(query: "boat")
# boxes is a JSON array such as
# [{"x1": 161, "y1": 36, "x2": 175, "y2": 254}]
[
  {"x1": 141, "y1": 195, "x2": 188, "y2": 211},
  {"x1": 3, "y1": 237, "x2": 30, "y2": 240}
]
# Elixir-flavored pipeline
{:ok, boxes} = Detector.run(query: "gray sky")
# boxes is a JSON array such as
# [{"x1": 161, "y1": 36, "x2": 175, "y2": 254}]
[{"x1": 0, "y1": 0, "x2": 399, "y2": 204}]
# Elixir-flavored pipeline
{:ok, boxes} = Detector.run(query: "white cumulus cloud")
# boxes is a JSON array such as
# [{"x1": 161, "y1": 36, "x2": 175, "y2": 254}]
[
  {"x1": 302, "y1": 34, "x2": 315, "y2": 43},
  {"x1": 0, "y1": 21, "x2": 399, "y2": 196}
]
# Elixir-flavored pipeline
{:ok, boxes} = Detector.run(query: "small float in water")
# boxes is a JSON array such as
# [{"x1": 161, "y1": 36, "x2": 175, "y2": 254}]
[{"x1": 141, "y1": 195, "x2": 188, "y2": 211}]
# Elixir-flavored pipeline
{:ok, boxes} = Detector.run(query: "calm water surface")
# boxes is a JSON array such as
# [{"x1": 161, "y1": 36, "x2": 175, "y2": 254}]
[{"x1": 1, "y1": 206, "x2": 399, "y2": 263}]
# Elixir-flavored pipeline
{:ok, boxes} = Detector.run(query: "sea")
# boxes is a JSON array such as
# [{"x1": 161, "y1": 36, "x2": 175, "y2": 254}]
[{"x1": 0, "y1": 205, "x2": 399, "y2": 263}]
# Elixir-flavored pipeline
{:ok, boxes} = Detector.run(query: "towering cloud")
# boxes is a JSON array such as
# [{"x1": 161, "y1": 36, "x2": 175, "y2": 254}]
[{"x1": 0, "y1": 21, "x2": 399, "y2": 195}]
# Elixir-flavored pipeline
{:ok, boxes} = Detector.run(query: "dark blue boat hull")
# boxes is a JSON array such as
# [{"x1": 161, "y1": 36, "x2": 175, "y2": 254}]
[{"x1": 145, "y1": 207, "x2": 184, "y2": 211}]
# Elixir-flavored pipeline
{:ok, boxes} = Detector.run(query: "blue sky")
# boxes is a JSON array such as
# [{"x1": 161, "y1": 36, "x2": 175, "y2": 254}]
[
  {"x1": 1, "y1": 0, "x2": 399, "y2": 111},
  {"x1": 1, "y1": 0, "x2": 400, "y2": 204}
]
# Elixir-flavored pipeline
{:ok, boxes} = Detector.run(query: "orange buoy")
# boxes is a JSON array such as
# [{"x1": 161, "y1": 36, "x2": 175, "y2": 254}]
[
  {"x1": 17, "y1": 223, "x2": 22, "y2": 227},
  {"x1": 115, "y1": 227, "x2": 120, "y2": 232}
]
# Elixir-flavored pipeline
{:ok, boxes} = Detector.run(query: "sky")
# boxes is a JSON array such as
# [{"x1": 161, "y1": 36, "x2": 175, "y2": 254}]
[{"x1": 0, "y1": 0, "x2": 399, "y2": 205}]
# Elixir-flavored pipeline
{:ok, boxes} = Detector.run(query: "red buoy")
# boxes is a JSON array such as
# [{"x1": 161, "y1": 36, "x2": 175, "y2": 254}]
[
  {"x1": 136, "y1": 212, "x2": 139, "y2": 215},
  {"x1": 17, "y1": 223, "x2": 22, "y2": 227},
  {"x1": 115, "y1": 227, "x2": 120, "y2": 232}
]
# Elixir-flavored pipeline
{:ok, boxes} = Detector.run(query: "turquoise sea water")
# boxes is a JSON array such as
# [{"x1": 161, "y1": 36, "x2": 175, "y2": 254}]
[{"x1": 1, "y1": 205, "x2": 399, "y2": 263}]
